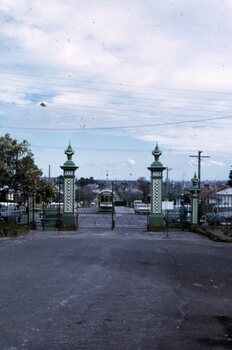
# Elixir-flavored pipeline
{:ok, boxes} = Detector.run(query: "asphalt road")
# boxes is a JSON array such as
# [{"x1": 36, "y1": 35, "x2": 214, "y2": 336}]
[{"x1": 0, "y1": 230, "x2": 232, "y2": 350}]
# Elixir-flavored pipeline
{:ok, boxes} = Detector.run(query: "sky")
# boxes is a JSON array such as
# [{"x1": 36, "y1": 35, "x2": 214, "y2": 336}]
[{"x1": 0, "y1": 0, "x2": 232, "y2": 182}]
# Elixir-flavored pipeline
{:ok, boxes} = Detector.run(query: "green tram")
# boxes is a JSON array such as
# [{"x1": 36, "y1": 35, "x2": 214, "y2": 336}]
[{"x1": 98, "y1": 189, "x2": 114, "y2": 212}]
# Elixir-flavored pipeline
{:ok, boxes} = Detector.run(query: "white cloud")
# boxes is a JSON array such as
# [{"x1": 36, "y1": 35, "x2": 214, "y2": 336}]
[
  {"x1": 1, "y1": 0, "x2": 232, "y2": 180},
  {"x1": 136, "y1": 125, "x2": 232, "y2": 156},
  {"x1": 204, "y1": 160, "x2": 225, "y2": 167},
  {"x1": 127, "y1": 159, "x2": 136, "y2": 166}
]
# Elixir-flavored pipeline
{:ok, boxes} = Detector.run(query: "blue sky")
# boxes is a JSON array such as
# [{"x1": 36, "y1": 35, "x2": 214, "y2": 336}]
[{"x1": 0, "y1": 0, "x2": 232, "y2": 182}]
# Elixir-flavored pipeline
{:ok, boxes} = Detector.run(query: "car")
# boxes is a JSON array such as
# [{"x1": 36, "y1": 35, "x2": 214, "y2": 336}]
[
  {"x1": 133, "y1": 200, "x2": 142, "y2": 207},
  {"x1": 0, "y1": 202, "x2": 23, "y2": 223},
  {"x1": 206, "y1": 212, "x2": 232, "y2": 226},
  {"x1": 40, "y1": 203, "x2": 64, "y2": 219},
  {"x1": 134, "y1": 203, "x2": 150, "y2": 215},
  {"x1": 164, "y1": 209, "x2": 180, "y2": 223}
]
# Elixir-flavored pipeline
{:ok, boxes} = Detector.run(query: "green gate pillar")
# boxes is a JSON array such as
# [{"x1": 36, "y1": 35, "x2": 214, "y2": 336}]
[
  {"x1": 147, "y1": 143, "x2": 166, "y2": 231},
  {"x1": 60, "y1": 143, "x2": 78, "y2": 231},
  {"x1": 190, "y1": 172, "x2": 200, "y2": 225}
]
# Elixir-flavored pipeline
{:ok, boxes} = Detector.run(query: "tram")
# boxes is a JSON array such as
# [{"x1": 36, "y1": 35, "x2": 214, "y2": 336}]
[{"x1": 98, "y1": 189, "x2": 114, "y2": 212}]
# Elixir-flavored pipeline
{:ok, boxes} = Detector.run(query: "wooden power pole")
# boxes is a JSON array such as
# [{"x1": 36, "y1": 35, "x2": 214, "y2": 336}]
[{"x1": 189, "y1": 151, "x2": 210, "y2": 189}]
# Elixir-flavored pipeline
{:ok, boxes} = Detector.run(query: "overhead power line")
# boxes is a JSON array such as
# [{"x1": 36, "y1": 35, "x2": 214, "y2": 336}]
[
  {"x1": 31, "y1": 144, "x2": 151, "y2": 153},
  {"x1": 1, "y1": 115, "x2": 232, "y2": 131},
  {"x1": 0, "y1": 98, "x2": 227, "y2": 119},
  {"x1": 2, "y1": 70, "x2": 232, "y2": 96},
  {"x1": 2, "y1": 79, "x2": 232, "y2": 105}
]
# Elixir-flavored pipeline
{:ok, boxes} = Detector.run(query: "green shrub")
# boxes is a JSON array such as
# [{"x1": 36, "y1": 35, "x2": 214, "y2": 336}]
[{"x1": 0, "y1": 223, "x2": 28, "y2": 237}]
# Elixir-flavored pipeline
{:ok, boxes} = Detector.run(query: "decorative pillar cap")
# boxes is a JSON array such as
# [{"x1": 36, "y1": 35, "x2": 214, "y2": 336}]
[
  {"x1": 152, "y1": 143, "x2": 161, "y2": 162},
  {"x1": 191, "y1": 172, "x2": 199, "y2": 188},
  {"x1": 60, "y1": 142, "x2": 78, "y2": 170},
  {"x1": 65, "y1": 142, "x2": 74, "y2": 161},
  {"x1": 147, "y1": 142, "x2": 166, "y2": 172},
  {"x1": 150, "y1": 142, "x2": 165, "y2": 168}
]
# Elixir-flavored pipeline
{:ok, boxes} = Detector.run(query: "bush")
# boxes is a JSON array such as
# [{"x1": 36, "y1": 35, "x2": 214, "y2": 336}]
[
  {"x1": 0, "y1": 223, "x2": 28, "y2": 237},
  {"x1": 222, "y1": 226, "x2": 232, "y2": 237}
]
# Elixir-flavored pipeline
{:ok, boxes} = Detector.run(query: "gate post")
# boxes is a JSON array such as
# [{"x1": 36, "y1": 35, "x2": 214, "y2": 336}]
[
  {"x1": 60, "y1": 143, "x2": 78, "y2": 231},
  {"x1": 111, "y1": 181, "x2": 115, "y2": 230},
  {"x1": 190, "y1": 172, "x2": 200, "y2": 224},
  {"x1": 147, "y1": 143, "x2": 166, "y2": 232}
]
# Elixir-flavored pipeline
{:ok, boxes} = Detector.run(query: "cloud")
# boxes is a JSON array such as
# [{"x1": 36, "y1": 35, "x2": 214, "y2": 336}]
[
  {"x1": 0, "y1": 0, "x2": 232, "y2": 180},
  {"x1": 204, "y1": 160, "x2": 225, "y2": 167},
  {"x1": 127, "y1": 159, "x2": 136, "y2": 166},
  {"x1": 135, "y1": 124, "x2": 232, "y2": 156}
]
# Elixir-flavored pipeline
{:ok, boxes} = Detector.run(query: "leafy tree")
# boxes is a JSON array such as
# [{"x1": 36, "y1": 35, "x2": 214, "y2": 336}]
[
  {"x1": 137, "y1": 177, "x2": 149, "y2": 201},
  {"x1": 77, "y1": 177, "x2": 95, "y2": 188},
  {"x1": 0, "y1": 134, "x2": 42, "y2": 195},
  {"x1": 76, "y1": 185, "x2": 96, "y2": 204},
  {"x1": 228, "y1": 169, "x2": 232, "y2": 187},
  {"x1": 36, "y1": 179, "x2": 58, "y2": 204}
]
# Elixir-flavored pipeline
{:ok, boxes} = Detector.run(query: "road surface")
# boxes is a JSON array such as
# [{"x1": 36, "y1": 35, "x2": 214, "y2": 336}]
[{"x1": 0, "y1": 229, "x2": 232, "y2": 349}]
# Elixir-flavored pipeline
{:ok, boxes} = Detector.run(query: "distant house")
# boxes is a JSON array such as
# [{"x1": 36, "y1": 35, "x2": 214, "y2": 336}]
[
  {"x1": 200, "y1": 183, "x2": 232, "y2": 214},
  {"x1": 216, "y1": 187, "x2": 232, "y2": 208}
]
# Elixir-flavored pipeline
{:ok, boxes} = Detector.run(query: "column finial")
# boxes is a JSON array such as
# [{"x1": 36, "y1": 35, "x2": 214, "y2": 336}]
[{"x1": 65, "y1": 143, "x2": 74, "y2": 162}]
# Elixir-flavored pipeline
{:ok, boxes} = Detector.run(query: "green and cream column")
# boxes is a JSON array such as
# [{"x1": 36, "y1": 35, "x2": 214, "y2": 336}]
[
  {"x1": 147, "y1": 143, "x2": 166, "y2": 231},
  {"x1": 60, "y1": 143, "x2": 78, "y2": 231},
  {"x1": 190, "y1": 172, "x2": 200, "y2": 225}
]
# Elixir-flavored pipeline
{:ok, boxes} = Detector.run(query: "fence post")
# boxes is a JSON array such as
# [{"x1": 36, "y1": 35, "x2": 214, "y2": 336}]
[
  {"x1": 147, "y1": 143, "x2": 166, "y2": 231},
  {"x1": 60, "y1": 143, "x2": 78, "y2": 231},
  {"x1": 190, "y1": 173, "x2": 200, "y2": 224},
  {"x1": 111, "y1": 181, "x2": 115, "y2": 230}
]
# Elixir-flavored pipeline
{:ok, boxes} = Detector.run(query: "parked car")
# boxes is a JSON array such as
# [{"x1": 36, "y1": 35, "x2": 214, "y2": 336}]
[
  {"x1": 0, "y1": 202, "x2": 23, "y2": 223},
  {"x1": 133, "y1": 200, "x2": 142, "y2": 208},
  {"x1": 206, "y1": 212, "x2": 231, "y2": 226},
  {"x1": 40, "y1": 202, "x2": 64, "y2": 219},
  {"x1": 134, "y1": 203, "x2": 150, "y2": 215},
  {"x1": 164, "y1": 209, "x2": 180, "y2": 223},
  {"x1": 164, "y1": 208, "x2": 191, "y2": 224}
]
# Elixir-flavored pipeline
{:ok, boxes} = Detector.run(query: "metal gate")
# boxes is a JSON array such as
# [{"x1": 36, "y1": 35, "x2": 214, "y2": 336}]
[
  {"x1": 76, "y1": 180, "x2": 150, "y2": 230},
  {"x1": 76, "y1": 204, "x2": 149, "y2": 230},
  {"x1": 164, "y1": 207, "x2": 191, "y2": 233},
  {"x1": 112, "y1": 180, "x2": 150, "y2": 230},
  {"x1": 77, "y1": 204, "x2": 113, "y2": 230},
  {"x1": 113, "y1": 205, "x2": 149, "y2": 230}
]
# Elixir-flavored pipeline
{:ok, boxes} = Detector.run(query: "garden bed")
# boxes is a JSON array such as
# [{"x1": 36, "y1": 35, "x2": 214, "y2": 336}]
[
  {"x1": 0, "y1": 223, "x2": 29, "y2": 238},
  {"x1": 192, "y1": 224, "x2": 232, "y2": 243}
]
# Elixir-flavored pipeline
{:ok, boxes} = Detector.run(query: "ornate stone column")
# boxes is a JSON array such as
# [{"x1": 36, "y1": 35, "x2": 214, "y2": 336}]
[
  {"x1": 147, "y1": 143, "x2": 166, "y2": 231},
  {"x1": 60, "y1": 143, "x2": 78, "y2": 231},
  {"x1": 190, "y1": 172, "x2": 200, "y2": 225}
]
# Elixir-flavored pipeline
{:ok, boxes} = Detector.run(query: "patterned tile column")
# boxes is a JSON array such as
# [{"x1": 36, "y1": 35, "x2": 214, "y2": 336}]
[
  {"x1": 147, "y1": 143, "x2": 166, "y2": 231},
  {"x1": 60, "y1": 143, "x2": 78, "y2": 231}
]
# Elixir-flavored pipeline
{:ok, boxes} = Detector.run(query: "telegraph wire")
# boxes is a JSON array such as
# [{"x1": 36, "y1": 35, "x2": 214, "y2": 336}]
[
  {"x1": 0, "y1": 115, "x2": 231, "y2": 131},
  {"x1": 2, "y1": 70, "x2": 232, "y2": 96},
  {"x1": 2, "y1": 80, "x2": 232, "y2": 106},
  {"x1": 31, "y1": 144, "x2": 151, "y2": 153},
  {"x1": 0, "y1": 97, "x2": 227, "y2": 118},
  {"x1": 1, "y1": 89, "x2": 232, "y2": 113}
]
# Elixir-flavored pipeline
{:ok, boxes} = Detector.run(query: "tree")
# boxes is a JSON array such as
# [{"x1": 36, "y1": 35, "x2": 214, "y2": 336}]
[
  {"x1": 228, "y1": 169, "x2": 232, "y2": 187},
  {"x1": 137, "y1": 177, "x2": 149, "y2": 201},
  {"x1": 77, "y1": 177, "x2": 95, "y2": 188},
  {"x1": 0, "y1": 134, "x2": 42, "y2": 196},
  {"x1": 76, "y1": 185, "x2": 96, "y2": 204},
  {"x1": 36, "y1": 179, "x2": 58, "y2": 204}
]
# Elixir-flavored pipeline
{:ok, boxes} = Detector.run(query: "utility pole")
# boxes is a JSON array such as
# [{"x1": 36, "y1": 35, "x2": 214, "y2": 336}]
[
  {"x1": 166, "y1": 167, "x2": 172, "y2": 199},
  {"x1": 166, "y1": 167, "x2": 172, "y2": 182},
  {"x1": 189, "y1": 151, "x2": 210, "y2": 189}
]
